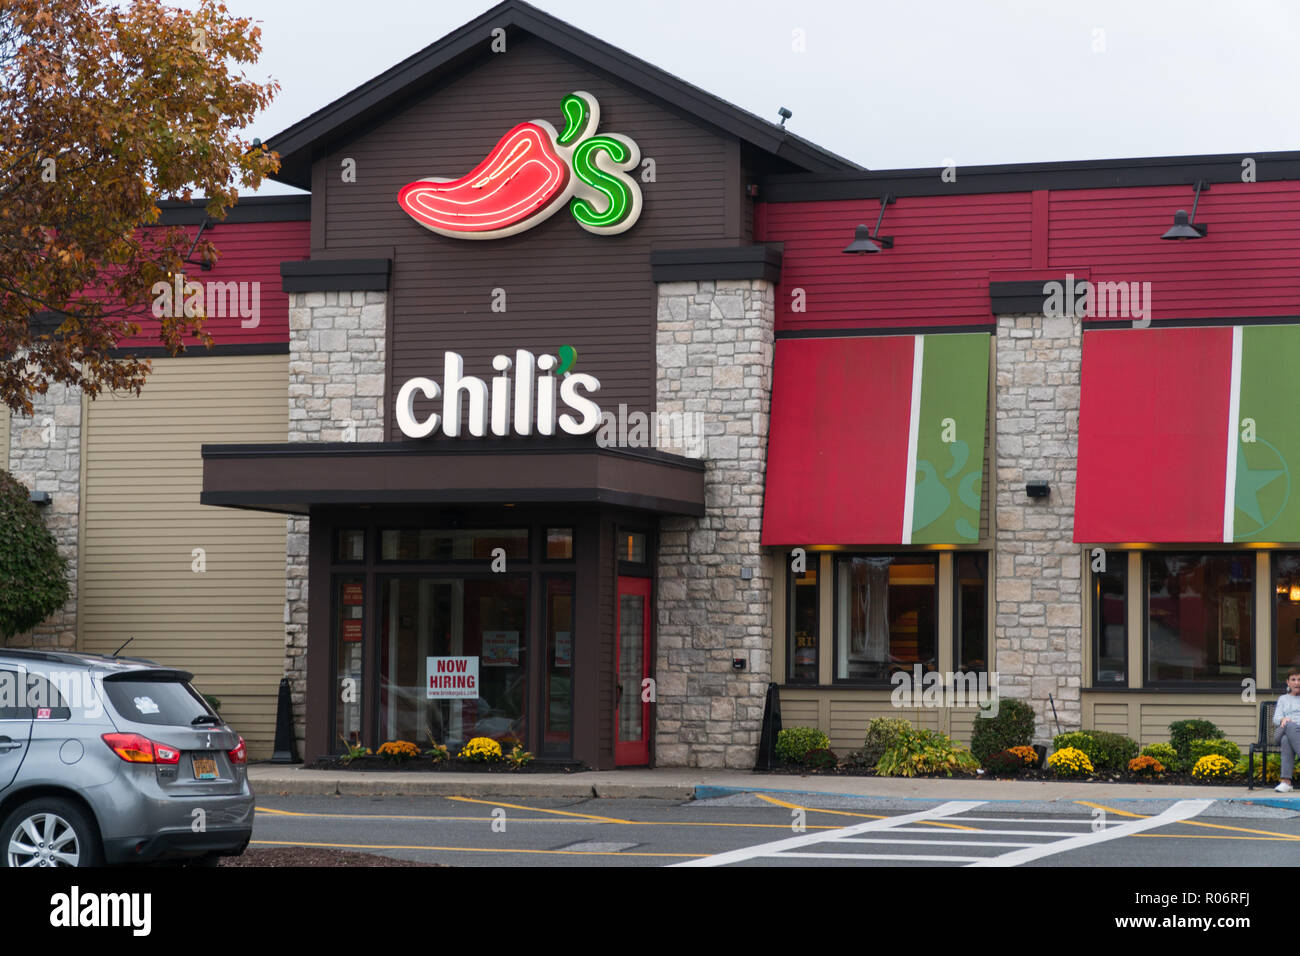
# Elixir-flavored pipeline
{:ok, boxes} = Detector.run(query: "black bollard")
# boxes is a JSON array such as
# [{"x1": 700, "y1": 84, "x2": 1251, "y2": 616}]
[
  {"x1": 270, "y1": 676, "x2": 301, "y2": 764},
  {"x1": 754, "y1": 682, "x2": 783, "y2": 770}
]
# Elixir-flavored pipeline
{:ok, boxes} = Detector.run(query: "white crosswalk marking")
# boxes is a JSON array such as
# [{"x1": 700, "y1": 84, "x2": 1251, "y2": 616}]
[
  {"x1": 670, "y1": 800, "x2": 986, "y2": 867},
  {"x1": 677, "y1": 798, "x2": 1215, "y2": 867}
]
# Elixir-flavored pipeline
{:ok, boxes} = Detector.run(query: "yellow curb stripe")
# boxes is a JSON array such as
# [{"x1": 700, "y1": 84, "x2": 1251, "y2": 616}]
[
  {"x1": 444, "y1": 795, "x2": 634, "y2": 824},
  {"x1": 1074, "y1": 800, "x2": 1145, "y2": 819},
  {"x1": 251, "y1": 839, "x2": 704, "y2": 858}
]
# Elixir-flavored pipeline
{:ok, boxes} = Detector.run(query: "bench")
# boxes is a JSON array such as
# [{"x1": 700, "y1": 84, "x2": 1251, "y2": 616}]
[{"x1": 1246, "y1": 701, "x2": 1278, "y2": 791}]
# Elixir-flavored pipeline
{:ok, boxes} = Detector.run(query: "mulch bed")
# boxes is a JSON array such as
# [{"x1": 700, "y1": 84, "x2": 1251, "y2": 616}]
[
  {"x1": 219, "y1": 847, "x2": 441, "y2": 867},
  {"x1": 305, "y1": 755, "x2": 587, "y2": 773}
]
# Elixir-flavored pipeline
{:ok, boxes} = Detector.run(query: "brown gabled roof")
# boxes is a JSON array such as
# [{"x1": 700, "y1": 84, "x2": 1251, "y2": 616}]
[{"x1": 264, "y1": 0, "x2": 862, "y2": 189}]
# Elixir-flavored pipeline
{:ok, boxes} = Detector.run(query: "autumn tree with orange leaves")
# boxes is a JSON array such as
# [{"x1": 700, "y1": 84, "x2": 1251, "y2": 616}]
[{"x1": 0, "y1": 0, "x2": 279, "y2": 415}]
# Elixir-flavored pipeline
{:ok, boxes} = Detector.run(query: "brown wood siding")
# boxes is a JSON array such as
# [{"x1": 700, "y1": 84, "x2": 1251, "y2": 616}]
[
  {"x1": 310, "y1": 37, "x2": 742, "y2": 438},
  {"x1": 80, "y1": 355, "x2": 289, "y2": 758}
]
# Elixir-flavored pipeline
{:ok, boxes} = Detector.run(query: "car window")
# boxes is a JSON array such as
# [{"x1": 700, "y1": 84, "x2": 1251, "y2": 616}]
[
  {"x1": 0, "y1": 667, "x2": 27, "y2": 720},
  {"x1": 102, "y1": 676, "x2": 212, "y2": 726},
  {"x1": 24, "y1": 673, "x2": 72, "y2": 720}
]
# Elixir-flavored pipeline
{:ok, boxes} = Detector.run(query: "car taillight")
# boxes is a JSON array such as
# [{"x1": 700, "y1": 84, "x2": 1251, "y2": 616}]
[
  {"x1": 228, "y1": 736, "x2": 247, "y2": 765},
  {"x1": 102, "y1": 733, "x2": 181, "y2": 764}
]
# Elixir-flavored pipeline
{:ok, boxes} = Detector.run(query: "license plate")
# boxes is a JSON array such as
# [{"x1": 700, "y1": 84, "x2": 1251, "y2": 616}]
[{"x1": 192, "y1": 756, "x2": 219, "y2": 780}]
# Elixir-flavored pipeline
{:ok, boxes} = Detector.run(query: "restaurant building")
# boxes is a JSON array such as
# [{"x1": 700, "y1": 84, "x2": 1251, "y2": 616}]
[{"x1": 7, "y1": 0, "x2": 1300, "y2": 767}]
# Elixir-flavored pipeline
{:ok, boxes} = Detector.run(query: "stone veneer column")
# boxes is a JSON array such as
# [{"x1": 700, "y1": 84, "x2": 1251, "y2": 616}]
[
  {"x1": 4, "y1": 384, "x2": 82, "y2": 649},
  {"x1": 284, "y1": 290, "x2": 387, "y2": 740},
  {"x1": 994, "y1": 312, "x2": 1083, "y2": 738},
  {"x1": 654, "y1": 279, "x2": 775, "y2": 768}
]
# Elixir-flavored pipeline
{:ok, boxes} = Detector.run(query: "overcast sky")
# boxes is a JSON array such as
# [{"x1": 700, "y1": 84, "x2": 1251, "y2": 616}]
[{"x1": 188, "y1": 0, "x2": 1300, "y2": 194}]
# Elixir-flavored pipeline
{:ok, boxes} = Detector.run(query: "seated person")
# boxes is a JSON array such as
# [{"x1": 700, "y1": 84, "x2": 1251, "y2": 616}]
[{"x1": 1274, "y1": 667, "x2": 1300, "y2": 793}]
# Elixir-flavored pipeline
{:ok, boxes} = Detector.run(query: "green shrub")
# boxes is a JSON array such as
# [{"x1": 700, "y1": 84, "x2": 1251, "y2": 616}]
[
  {"x1": 876, "y1": 728, "x2": 979, "y2": 778},
  {"x1": 0, "y1": 470, "x2": 70, "y2": 639},
  {"x1": 1235, "y1": 753, "x2": 1282, "y2": 783},
  {"x1": 1169, "y1": 719, "x2": 1224, "y2": 770},
  {"x1": 775, "y1": 726, "x2": 831, "y2": 766},
  {"x1": 1189, "y1": 738, "x2": 1241, "y2": 766},
  {"x1": 860, "y1": 717, "x2": 913, "y2": 768},
  {"x1": 1141, "y1": 742, "x2": 1178, "y2": 767},
  {"x1": 970, "y1": 697, "x2": 1036, "y2": 764},
  {"x1": 1084, "y1": 730, "x2": 1139, "y2": 773},
  {"x1": 1051, "y1": 730, "x2": 1137, "y2": 773}
]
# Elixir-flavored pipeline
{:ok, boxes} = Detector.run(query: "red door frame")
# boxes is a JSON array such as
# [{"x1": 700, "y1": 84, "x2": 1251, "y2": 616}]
[{"x1": 615, "y1": 576, "x2": 652, "y2": 766}]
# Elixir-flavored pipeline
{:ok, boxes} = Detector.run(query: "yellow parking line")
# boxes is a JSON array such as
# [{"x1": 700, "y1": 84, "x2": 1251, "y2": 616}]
[
  {"x1": 444, "y1": 795, "x2": 634, "y2": 824},
  {"x1": 1077, "y1": 800, "x2": 1300, "y2": 840},
  {"x1": 251, "y1": 839, "x2": 704, "y2": 859},
  {"x1": 1134, "y1": 833, "x2": 1298, "y2": 841},
  {"x1": 752, "y1": 792, "x2": 979, "y2": 831}
]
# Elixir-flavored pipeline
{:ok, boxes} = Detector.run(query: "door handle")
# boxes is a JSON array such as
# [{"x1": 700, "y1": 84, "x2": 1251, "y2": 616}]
[{"x1": 0, "y1": 737, "x2": 21, "y2": 752}]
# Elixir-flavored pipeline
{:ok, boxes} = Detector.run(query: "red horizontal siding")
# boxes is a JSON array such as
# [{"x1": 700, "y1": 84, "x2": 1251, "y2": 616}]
[
  {"x1": 762, "y1": 181, "x2": 1300, "y2": 331},
  {"x1": 118, "y1": 220, "x2": 309, "y2": 348}
]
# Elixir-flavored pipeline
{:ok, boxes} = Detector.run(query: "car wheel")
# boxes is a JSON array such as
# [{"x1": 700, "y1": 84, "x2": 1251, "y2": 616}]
[{"x1": 1, "y1": 798, "x2": 103, "y2": 868}]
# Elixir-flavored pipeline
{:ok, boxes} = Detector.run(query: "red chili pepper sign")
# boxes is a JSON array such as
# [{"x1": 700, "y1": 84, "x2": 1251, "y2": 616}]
[{"x1": 397, "y1": 91, "x2": 642, "y2": 240}]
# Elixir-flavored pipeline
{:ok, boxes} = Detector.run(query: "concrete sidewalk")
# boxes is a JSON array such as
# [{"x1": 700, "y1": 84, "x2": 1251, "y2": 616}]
[{"x1": 247, "y1": 764, "x2": 1300, "y2": 809}]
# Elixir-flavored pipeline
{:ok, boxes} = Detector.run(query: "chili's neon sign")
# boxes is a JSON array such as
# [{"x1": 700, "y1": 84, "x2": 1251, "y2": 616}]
[{"x1": 397, "y1": 91, "x2": 642, "y2": 239}]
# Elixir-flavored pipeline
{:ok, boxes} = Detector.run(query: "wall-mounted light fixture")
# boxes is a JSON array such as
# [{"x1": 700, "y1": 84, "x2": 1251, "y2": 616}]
[
  {"x1": 29, "y1": 490, "x2": 51, "y2": 507},
  {"x1": 777, "y1": 107, "x2": 792, "y2": 127},
  {"x1": 843, "y1": 194, "x2": 896, "y2": 254},
  {"x1": 1160, "y1": 180, "x2": 1209, "y2": 240},
  {"x1": 1026, "y1": 481, "x2": 1050, "y2": 499}
]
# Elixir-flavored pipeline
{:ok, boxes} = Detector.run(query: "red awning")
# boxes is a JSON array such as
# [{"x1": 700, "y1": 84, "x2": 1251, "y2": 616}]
[
  {"x1": 762, "y1": 336, "x2": 915, "y2": 546},
  {"x1": 762, "y1": 333, "x2": 989, "y2": 546},
  {"x1": 1074, "y1": 327, "x2": 1233, "y2": 543}
]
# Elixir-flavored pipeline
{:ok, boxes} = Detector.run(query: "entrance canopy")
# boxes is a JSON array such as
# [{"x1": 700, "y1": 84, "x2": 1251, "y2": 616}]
[
  {"x1": 201, "y1": 439, "x2": 706, "y2": 516},
  {"x1": 761, "y1": 333, "x2": 990, "y2": 546}
]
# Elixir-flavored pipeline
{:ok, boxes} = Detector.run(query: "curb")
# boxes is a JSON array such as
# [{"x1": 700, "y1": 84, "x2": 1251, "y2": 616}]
[{"x1": 691, "y1": 784, "x2": 1263, "y2": 805}]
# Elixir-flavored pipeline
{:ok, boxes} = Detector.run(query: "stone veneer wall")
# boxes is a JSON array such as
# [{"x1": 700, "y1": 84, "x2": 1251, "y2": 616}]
[
  {"x1": 4, "y1": 384, "x2": 82, "y2": 649},
  {"x1": 994, "y1": 312, "x2": 1083, "y2": 738},
  {"x1": 654, "y1": 279, "x2": 775, "y2": 768},
  {"x1": 284, "y1": 290, "x2": 388, "y2": 742}
]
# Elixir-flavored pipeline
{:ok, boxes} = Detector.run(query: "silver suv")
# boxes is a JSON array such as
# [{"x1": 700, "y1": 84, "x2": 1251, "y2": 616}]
[{"x1": 0, "y1": 649, "x2": 253, "y2": 866}]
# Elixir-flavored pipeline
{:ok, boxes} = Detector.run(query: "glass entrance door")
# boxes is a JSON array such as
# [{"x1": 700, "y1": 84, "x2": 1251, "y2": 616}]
[{"x1": 615, "y1": 576, "x2": 652, "y2": 765}]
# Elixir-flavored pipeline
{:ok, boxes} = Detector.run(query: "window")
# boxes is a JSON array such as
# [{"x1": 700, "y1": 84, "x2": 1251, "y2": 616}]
[
  {"x1": 621, "y1": 532, "x2": 647, "y2": 564},
  {"x1": 835, "y1": 554, "x2": 937, "y2": 682},
  {"x1": 336, "y1": 529, "x2": 365, "y2": 562},
  {"x1": 1093, "y1": 552, "x2": 1127, "y2": 685},
  {"x1": 545, "y1": 528, "x2": 574, "y2": 560},
  {"x1": 380, "y1": 528, "x2": 528, "y2": 561},
  {"x1": 1146, "y1": 552, "x2": 1253, "y2": 684},
  {"x1": 787, "y1": 557, "x2": 818, "y2": 683},
  {"x1": 954, "y1": 553, "x2": 988, "y2": 673},
  {"x1": 1272, "y1": 552, "x2": 1300, "y2": 687}
]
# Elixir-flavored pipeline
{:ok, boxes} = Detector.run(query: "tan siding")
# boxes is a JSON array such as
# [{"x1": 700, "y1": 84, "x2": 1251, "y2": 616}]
[
  {"x1": 81, "y1": 355, "x2": 288, "y2": 758},
  {"x1": 777, "y1": 693, "x2": 819, "y2": 729},
  {"x1": 1089, "y1": 702, "x2": 1130, "y2": 735},
  {"x1": 1086, "y1": 693, "x2": 1260, "y2": 747}
]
